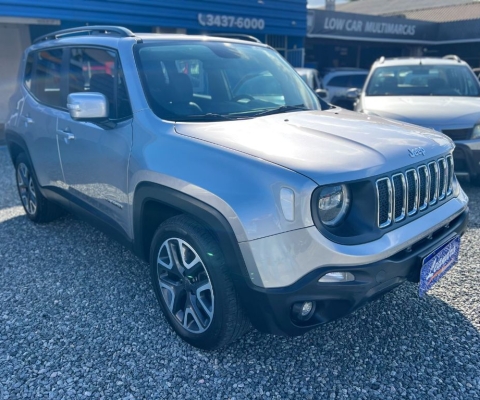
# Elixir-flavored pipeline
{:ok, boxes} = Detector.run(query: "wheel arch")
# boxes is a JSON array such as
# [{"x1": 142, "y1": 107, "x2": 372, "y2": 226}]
[
  {"x1": 5, "y1": 130, "x2": 30, "y2": 165},
  {"x1": 132, "y1": 182, "x2": 250, "y2": 282}
]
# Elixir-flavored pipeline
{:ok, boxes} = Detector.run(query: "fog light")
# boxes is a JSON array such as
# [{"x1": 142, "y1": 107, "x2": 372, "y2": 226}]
[
  {"x1": 301, "y1": 301, "x2": 313, "y2": 316},
  {"x1": 292, "y1": 301, "x2": 316, "y2": 321},
  {"x1": 318, "y1": 272, "x2": 355, "y2": 283}
]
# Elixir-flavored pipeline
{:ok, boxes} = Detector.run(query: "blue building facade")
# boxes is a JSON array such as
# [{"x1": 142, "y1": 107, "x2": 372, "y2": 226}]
[{"x1": 1, "y1": 0, "x2": 307, "y2": 65}]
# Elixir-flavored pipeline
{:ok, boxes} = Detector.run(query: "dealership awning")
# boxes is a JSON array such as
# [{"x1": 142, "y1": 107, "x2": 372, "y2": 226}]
[{"x1": 307, "y1": 9, "x2": 480, "y2": 45}]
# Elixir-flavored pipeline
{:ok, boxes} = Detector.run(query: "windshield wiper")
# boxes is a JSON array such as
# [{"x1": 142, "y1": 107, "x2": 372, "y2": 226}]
[
  {"x1": 252, "y1": 104, "x2": 308, "y2": 117},
  {"x1": 181, "y1": 113, "x2": 241, "y2": 122}
]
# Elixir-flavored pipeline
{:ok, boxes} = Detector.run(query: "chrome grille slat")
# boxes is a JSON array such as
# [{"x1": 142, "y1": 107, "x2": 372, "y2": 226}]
[
  {"x1": 438, "y1": 158, "x2": 447, "y2": 200},
  {"x1": 405, "y1": 169, "x2": 418, "y2": 216},
  {"x1": 418, "y1": 165, "x2": 429, "y2": 211},
  {"x1": 428, "y1": 161, "x2": 439, "y2": 205},
  {"x1": 446, "y1": 155, "x2": 454, "y2": 195},
  {"x1": 392, "y1": 173, "x2": 406, "y2": 222},
  {"x1": 376, "y1": 177, "x2": 392, "y2": 228},
  {"x1": 376, "y1": 155, "x2": 455, "y2": 229}
]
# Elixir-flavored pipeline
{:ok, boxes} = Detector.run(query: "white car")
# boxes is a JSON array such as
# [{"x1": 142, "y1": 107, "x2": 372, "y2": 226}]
[{"x1": 322, "y1": 69, "x2": 368, "y2": 108}]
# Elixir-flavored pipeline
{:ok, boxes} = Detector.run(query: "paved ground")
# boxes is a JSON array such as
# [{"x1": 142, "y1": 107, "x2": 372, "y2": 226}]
[{"x1": 0, "y1": 146, "x2": 479, "y2": 399}]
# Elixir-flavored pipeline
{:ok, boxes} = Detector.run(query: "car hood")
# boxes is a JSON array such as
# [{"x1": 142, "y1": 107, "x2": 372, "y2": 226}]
[
  {"x1": 362, "y1": 96, "x2": 480, "y2": 130},
  {"x1": 174, "y1": 109, "x2": 453, "y2": 185}
]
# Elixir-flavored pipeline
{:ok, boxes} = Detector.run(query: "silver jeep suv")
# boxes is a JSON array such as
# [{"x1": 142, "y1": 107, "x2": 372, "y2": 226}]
[{"x1": 6, "y1": 26, "x2": 469, "y2": 350}]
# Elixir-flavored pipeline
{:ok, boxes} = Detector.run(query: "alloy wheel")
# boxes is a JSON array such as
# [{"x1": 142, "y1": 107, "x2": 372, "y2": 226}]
[
  {"x1": 16, "y1": 163, "x2": 37, "y2": 216},
  {"x1": 157, "y1": 238, "x2": 214, "y2": 333}
]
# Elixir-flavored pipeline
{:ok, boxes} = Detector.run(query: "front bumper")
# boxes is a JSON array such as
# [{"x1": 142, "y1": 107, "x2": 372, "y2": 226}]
[
  {"x1": 236, "y1": 208, "x2": 468, "y2": 336},
  {"x1": 453, "y1": 140, "x2": 480, "y2": 179}
]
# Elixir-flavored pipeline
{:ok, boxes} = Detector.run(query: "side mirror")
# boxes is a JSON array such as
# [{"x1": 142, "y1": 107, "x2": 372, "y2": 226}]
[
  {"x1": 67, "y1": 92, "x2": 109, "y2": 120},
  {"x1": 346, "y1": 88, "x2": 361, "y2": 100},
  {"x1": 315, "y1": 88, "x2": 328, "y2": 99}
]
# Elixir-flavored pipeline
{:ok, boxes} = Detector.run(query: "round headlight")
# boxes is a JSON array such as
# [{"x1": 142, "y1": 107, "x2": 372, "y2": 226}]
[
  {"x1": 317, "y1": 184, "x2": 350, "y2": 227},
  {"x1": 472, "y1": 124, "x2": 480, "y2": 140}
]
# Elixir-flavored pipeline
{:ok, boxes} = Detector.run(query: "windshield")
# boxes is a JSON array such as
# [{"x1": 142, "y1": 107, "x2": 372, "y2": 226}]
[
  {"x1": 135, "y1": 41, "x2": 322, "y2": 121},
  {"x1": 366, "y1": 65, "x2": 480, "y2": 97}
]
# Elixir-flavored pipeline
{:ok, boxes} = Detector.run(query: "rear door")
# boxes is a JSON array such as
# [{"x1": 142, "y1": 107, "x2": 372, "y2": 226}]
[
  {"x1": 56, "y1": 46, "x2": 133, "y2": 234},
  {"x1": 18, "y1": 48, "x2": 67, "y2": 189}
]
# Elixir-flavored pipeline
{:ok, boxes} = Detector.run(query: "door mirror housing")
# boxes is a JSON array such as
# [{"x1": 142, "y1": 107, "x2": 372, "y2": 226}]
[
  {"x1": 346, "y1": 88, "x2": 361, "y2": 100},
  {"x1": 315, "y1": 88, "x2": 328, "y2": 99},
  {"x1": 67, "y1": 92, "x2": 109, "y2": 120}
]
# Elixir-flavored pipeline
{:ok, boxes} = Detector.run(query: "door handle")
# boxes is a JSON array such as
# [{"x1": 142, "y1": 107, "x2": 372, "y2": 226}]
[
  {"x1": 58, "y1": 128, "x2": 75, "y2": 141},
  {"x1": 21, "y1": 114, "x2": 34, "y2": 124}
]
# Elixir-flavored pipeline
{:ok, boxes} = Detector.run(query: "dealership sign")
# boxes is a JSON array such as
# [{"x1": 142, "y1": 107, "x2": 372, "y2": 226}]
[{"x1": 308, "y1": 10, "x2": 437, "y2": 43}]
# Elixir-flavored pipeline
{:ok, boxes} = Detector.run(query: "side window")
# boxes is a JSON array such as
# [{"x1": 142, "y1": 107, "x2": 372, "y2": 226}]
[
  {"x1": 68, "y1": 47, "x2": 132, "y2": 120},
  {"x1": 24, "y1": 53, "x2": 34, "y2": 90},
  {"x1": 32, "y1": 48, "x2": 64, "y2": 108},
  {"x1": 327, "y1": 75, "x2": 350, "y2": 88}
]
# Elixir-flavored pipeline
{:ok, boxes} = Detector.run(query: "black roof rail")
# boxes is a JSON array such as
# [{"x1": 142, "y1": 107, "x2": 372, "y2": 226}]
[
  {"x1": 33, "y1": 26, "x2": 136, "y2": 44},
  {"x1": 443, "y1": 54, "x2": 461, "y2": 63},
  {"x1": 205, "y1": 33, "x2": 262, "y2": 43}
]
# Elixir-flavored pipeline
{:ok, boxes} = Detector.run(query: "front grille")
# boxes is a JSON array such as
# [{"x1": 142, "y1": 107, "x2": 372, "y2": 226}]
[
  {"x1": 442, "y1": 128, "x2": 472, "y2": 141},
  {"x1": 376, "y1": 155, "x2": 454, "y2": 228}
]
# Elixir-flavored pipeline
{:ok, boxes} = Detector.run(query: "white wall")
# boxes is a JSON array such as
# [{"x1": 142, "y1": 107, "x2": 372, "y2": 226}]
[{"x1": 0, "y1": 24, "x2": 30, "y2": 123}]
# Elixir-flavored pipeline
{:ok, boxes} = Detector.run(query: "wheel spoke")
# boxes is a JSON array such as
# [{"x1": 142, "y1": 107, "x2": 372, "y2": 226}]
[
  {"x1": 19, "y1": 165, "x2": 29, "y2": 187},
  {"x1": 183, "y1": 296, "x2": 208, "y2": 332},
  {"x1": 28, "y1": 178, "x2": 37, "y2": 200},
  {"x1": 20, "y1": 192, "x2": 29, "y2": 209},
  {"x1": 17, "y1": 166, "x2": 27, "y2": 189},
  {"x1": 158, "y1": 277, "x2": 186, "y2": 315},
  {"x1": 157, "y1": 241, "x2": 174, "y2": 270},
  {"x1": 195, "y1": 282, "x2": 214, "y2": 319},
  {"x1": 168, "y1": 240, "x2": 186, "y2": 277}
]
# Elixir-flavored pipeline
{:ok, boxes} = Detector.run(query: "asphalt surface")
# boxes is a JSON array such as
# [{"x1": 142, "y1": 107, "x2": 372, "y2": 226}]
[{"x1": 0, "y1": 145, "x2": 479, "y2": 400}]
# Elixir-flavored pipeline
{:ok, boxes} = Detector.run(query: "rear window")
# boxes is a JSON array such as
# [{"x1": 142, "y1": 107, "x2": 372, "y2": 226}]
[
  {"x1": 24, "y1": 53, "x2": 34, "y2": 90},
  {"x1": 31, "y1": 48, "x2": 64, "y2": 108}
]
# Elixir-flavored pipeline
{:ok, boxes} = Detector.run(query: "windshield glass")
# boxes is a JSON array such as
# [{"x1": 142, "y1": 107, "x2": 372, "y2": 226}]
[
  {"x1": 135, "y1": 41, "x2": 322, "y2": 121},
  {"x1": 366, "y1": 65, "x2": 480, "y2": 97}
]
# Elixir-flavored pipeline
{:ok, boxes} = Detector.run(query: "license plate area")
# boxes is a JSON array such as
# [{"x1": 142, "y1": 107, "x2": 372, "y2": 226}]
[{"x1": 419, "y1": 235, "x2": 460, "y2": 297}]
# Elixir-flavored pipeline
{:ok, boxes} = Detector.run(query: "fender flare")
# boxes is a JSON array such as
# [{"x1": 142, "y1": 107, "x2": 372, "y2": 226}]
[{"x1": 132, "y1": 182, "x2": 250, "y2": 281}]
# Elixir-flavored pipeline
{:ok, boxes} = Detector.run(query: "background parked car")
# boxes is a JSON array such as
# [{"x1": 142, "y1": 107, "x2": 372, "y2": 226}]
[
  {"x1": 295, "y1": 67, "x2": 367, "y2": 108},
  {"x1": 295, "y1": 67, "x2": 328, "y2": 99},
  {"x1": 473, "y1": 67, "x2": 480, "y2": 81},
  {"x1": 320, "y1": 68, "x2": 368, "y2": 109},
  {"x1": 355, "y1": 55, "x2": 480, "y2": 184}
]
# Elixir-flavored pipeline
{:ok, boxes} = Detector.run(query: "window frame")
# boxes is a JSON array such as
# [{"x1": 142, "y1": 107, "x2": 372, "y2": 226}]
[
  {"x1": 25, "y1": 46, "x2": 69, "y2": 111},
  {"x1": 65, "y1": 45, "x2": 133, "y2": 121},
  {"x1": 24, "y1": 45, "x2": 133, "y2": 120}
]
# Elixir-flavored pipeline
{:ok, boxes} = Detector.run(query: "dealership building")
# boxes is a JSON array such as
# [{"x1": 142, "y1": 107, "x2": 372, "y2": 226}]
[
  {"x1": 307, "y1": 0, "x2": 480, "y2": 70},
  {"x1": 0, "y1": 0, "x2": 306, "y2": 127}
]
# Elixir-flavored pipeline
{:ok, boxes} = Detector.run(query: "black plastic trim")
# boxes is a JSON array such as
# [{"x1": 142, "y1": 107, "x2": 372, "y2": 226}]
[
  {"x1": 237, "y1": 208, "x2": 468, "y2": 336},
  {"x1": 132, "y1": 183, "x2": 254, "y2": 274}
]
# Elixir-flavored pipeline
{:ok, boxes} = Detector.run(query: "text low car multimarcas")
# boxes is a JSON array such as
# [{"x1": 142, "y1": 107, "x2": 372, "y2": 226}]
[{"x1": 6, "y1": 26, "x2": 469, "y2": 349}]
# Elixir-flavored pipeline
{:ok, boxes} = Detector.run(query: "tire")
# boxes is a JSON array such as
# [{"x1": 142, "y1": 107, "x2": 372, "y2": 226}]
[
  {"x1": 149, "y1": 215, "x2": 250, "y2": 350},
  {"x1": 14, "y1": 153, "x2": 64, "y2": 223}
]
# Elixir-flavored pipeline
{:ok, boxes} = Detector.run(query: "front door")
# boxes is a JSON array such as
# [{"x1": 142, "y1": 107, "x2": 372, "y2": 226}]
[{"x1": 56, "y1": 47, "x2": 133, "y2": 235}]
